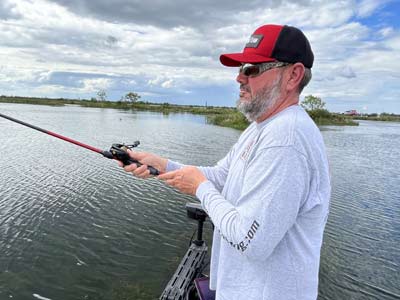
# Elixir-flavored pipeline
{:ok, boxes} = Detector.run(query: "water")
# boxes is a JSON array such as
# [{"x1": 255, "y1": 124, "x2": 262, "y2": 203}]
[
  {"x1": 319, "y1": 121, "x2": 400, "y2": 300},
  {"x1": 0, "y1": 103, "x2": 399, "y2": 300}
]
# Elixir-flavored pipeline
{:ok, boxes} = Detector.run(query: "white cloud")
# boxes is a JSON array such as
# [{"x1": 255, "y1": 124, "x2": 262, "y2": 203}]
[
  {"x1": 379, "y1": 27, "x2": 395, "y2": 38},
  {"x1": 161, "y1": 79, "x2": 174, "y2": 88},
  {"x1": 37, "y1": 71, "x2": 53, "y2": 83},
  {"x1": 82, "y1": 78, "x2": 113, "y2": 92},
  {"x1": 356, "y1": 0, "x2": 389, "y2": 18},
  {"x1": 0, "y1": 0, "x2": 399, "y2": 112},
  {"x1": 254, "y1": 1, "x2": 355, "y2": 28},
  {"x1": 0, "y1": 0, "x2": 21, "y2": 19},
  {"x1": 147, "y1": 76, "x2": 163, "y2": 86}
]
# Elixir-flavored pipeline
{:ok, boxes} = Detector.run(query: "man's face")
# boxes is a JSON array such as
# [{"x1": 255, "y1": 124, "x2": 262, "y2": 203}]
[{"x1": 236, "y1": 66, "x2": 284, "y2": 122}]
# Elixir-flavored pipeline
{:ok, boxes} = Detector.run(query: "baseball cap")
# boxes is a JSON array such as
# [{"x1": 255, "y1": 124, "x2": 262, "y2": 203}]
[{"x1": 220, "y1": 24, "x2": 314, "y2": 68}]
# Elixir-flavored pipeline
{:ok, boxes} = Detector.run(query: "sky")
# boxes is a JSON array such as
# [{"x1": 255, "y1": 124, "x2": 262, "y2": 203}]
[{"x1": 0, "y1": 0, "x2": 399, "y2": 113}]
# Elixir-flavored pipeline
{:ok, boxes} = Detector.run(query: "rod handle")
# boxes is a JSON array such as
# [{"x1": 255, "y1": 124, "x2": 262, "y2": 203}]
[
  {"x1": 125, "y1": 158, "x2": 160, "y2": 176},
  {"x1": 103, "y1": 149, "x2": 160, "y2": 175}
]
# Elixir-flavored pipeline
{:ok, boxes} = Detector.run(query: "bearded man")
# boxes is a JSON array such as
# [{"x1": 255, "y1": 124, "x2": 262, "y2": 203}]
[{"x1": 121, "y1": 24, "x2": 331, "y2": 300}]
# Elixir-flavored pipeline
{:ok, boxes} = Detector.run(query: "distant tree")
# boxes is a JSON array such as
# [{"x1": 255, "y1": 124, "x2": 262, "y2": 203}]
[
  {"x1": 124, "y1": 92, "x2": 141, "y2": 103},
  {"x1": 97, "y1": 89, "x2": 107, "y2": 101},
  {"x1": 301, "y1": 95, "x2": 326, "y2": 111},
  {"x1": 301, "y1": 95, "x2": 332, "y2": 122}
]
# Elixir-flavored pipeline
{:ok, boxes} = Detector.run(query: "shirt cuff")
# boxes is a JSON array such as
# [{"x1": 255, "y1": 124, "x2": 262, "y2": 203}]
[
  {"x1": 196, "y1": 180, "x2": 216, "y2": 206},
  {"x1": 166, "y1": 160, "x2": 184, "y2": 172}
]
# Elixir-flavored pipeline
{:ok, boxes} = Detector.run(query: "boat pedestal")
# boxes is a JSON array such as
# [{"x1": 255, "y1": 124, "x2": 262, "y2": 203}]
[{"x1": 160, "y1": 203, "x2": 209, "y2": 300}]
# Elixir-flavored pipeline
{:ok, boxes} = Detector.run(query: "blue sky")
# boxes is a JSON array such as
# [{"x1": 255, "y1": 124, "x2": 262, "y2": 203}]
[{"x1": 0, "y1": 0, "x2": 399, "y2": 113}]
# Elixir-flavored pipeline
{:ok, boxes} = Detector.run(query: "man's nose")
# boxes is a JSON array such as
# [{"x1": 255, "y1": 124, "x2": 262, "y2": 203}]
[{"x1": 236, "y1": 72, "x2": 249, "y2": 84}]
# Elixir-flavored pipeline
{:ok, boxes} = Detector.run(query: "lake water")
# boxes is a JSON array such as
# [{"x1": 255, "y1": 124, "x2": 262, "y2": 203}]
[{"x1": 0, "y1": 103, "x2": 399, "y2": 300}]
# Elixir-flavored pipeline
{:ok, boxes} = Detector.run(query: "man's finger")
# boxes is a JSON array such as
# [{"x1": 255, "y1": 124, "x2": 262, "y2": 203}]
[
  {"x1": 157, "y1": 170, "x2": 179, "y2": 180},
  {"x1": 133, "y1": 165, "x2": 149, "y2": 177},
  {"x1": 165, "y1": 179, "x2": 178, "y2": 187},
  {"x1": 124, "y1": 162, "x2": 138, "y2": 172}
]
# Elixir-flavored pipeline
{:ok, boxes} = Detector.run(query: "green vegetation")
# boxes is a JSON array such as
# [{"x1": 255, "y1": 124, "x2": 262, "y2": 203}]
[
  {"x1": 0, "y1": 95, "x2": 248, "y2": 129},
  {"x1": 1, "y1": 93, "x2": 363, "y2": 130},
  {"x1": 301, "y1": 95, "x2": 358, "y2": 126},
  {"x1": 123, "y1": 92, "x2": 141, "y2": 103},
  {"x1": 97, "y1": 89, "x2": 107, "y2": 101},
  {"x1": 0, "y1": 95, "x2": 69, "y2": 106},
  {"x1": 352, "y1": 112, "x2": 400, "y2": 122},
  {"x1": 206, "y1": 111, "x2": 249, "y2": 130},
  {"x1": 301, "y1": 94, "x2": 326, "y2": 111}
]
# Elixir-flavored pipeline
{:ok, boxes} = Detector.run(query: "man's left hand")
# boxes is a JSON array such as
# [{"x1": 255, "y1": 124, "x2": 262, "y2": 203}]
[{"x1": 157, "y1": 166, "x2": 207, "y2": 196}]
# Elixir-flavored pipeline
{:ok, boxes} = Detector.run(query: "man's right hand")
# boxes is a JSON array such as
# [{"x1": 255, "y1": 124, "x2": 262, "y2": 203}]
[{"x1": 117, "y1": 150, "x2": 168, "y2": 178}]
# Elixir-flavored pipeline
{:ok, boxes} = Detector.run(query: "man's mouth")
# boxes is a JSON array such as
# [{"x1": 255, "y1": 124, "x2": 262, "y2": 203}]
[
  {"x1": 240, "y1": 86, "x2": 251, "y2": 98},
  {"x1": 240, "y1": 84, "x2": 250, "y2": 93}
]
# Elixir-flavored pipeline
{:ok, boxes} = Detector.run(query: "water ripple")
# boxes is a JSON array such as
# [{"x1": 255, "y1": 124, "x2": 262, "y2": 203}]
[{"x1": 2, "y1": 106, "x2": 399, "y2": 300}]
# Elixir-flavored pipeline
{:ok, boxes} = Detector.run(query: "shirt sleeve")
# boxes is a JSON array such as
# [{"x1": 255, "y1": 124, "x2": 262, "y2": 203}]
[
  {"x1": 196, "y1": 146, "x2": 310, "y2": 261},
  {"x1": 197, "y1": 148, "x2": 233, "y2": 192},
  {"x1": 166, "y1": 160, "x2": 185, "y2": 172}
]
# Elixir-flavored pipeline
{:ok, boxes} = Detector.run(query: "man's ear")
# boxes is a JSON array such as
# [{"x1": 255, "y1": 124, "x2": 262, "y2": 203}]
[{"x1": 285, "y1": 63, "x2": 305, "y2": 93}]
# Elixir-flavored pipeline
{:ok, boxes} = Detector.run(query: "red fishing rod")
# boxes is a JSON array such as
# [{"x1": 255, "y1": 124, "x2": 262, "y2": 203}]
[{"x1": 0, "y1": 112, "x2": 159, "y2": 175}]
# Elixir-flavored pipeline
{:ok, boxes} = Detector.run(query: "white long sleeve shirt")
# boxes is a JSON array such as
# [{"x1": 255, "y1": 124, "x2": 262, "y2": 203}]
[{"x1": 167, "y1": 105, "x2": 331, "y2": 300}]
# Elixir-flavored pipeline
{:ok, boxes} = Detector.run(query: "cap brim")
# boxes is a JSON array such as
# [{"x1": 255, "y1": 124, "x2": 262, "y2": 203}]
[{"x1": 220, "y1": 53, "x2": 276, "y2": 67}]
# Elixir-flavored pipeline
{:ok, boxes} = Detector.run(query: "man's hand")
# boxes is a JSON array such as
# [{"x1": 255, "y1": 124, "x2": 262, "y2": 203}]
[
  {"x1": 157, "y1": 166, "x2": 207, "y2": 196},
  {"x1": 118, "y1": 150, "x2": 168, "y2": 178}
]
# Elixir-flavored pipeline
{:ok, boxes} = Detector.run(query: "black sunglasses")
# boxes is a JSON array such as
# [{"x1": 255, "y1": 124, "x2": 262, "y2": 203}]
[{"x1": 239, "y1": 62, "x2": 290, "y2": 77}]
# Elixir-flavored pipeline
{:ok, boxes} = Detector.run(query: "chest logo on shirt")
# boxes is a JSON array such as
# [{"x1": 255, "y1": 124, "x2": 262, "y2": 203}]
[{"x1": 240, "y1": 140, "x2": 255, "y2": 161}]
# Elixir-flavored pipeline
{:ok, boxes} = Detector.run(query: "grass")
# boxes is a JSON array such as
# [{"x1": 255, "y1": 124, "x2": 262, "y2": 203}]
[
  {"x1": 316, "y1": 114, "x2": 359, "y2": 126},
  {"x1": 353, "y1": 115, "x2": 400, "y2": 122},
  {"x1": 206, "y1": 111, "x2": 249, "y2": 130},
  {"x1": 306, "y1": 109, "x2": 359, "y2": 126}
]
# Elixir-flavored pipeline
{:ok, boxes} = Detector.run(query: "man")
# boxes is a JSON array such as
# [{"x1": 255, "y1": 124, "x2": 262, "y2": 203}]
[{"x1": 121, "y1": 24, "x2": 331, "y2": 300}]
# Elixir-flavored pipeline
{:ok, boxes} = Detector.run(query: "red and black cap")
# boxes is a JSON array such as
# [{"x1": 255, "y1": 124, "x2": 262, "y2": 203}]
[{"x1": 220, "y1": 24, "x2": 314, "y2": 68}]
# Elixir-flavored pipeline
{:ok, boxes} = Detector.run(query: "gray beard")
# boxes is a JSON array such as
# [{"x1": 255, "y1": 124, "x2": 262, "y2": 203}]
[{"x1": 236, "y1": 74, "x2": 282, "y2": 122}]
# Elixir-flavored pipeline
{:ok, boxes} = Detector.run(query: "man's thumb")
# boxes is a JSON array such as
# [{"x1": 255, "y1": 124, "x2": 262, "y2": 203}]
[{"x1": 127, "y1": 149, "x2": 144, "y2": 161}]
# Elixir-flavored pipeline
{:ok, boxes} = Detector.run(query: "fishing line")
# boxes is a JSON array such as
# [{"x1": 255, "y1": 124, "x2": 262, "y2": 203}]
[{"x1": 0, "y1": 112, "x2": 159, "y2": 175}]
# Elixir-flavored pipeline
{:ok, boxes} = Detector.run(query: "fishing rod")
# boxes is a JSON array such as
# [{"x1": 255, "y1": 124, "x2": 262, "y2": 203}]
[{"x1": 0, "y1": 112, "x2": 159, "y2": 175}]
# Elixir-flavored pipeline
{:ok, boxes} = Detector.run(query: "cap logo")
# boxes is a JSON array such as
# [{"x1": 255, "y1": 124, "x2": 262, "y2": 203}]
[{"x1": 245, "y1": 34, "x2": 263, "y2": 48}]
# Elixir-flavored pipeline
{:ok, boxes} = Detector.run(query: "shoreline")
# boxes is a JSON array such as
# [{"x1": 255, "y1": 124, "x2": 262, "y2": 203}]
[{"x1": 0, "y1": 96, "x2": 361, "y2": 130}]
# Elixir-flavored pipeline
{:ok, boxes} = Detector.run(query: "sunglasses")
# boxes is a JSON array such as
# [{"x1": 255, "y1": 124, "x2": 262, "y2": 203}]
[{"x1": 239, "y1": 62, "x2": 290, "y2": 77}]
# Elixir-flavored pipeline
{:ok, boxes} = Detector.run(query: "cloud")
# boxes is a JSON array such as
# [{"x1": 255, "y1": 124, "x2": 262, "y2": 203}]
[
  {"x1": 356, "y1": 0, "x2": 390, "y2": 18},
  {"x1": 82, "y1": 77, "x2": 113, "y2": 92},
  {"x1": 0, "y1": 0, "x2": 21, "y2": 20},
  {"x1": 379, "y1": 27, "x2": 394, "y2": 38},
  {"x1": 161, "y1": 79, "x2": 174, "y2": 88},
  {"x1": 0, "y1": 0, "x2": 399, "y2": 112},
  {"x1": 48, "y1": 0, "x2": 271, "y2": 28},
  {"x1": 338, "y1": 66, "x2": 357, "y2": 79}
]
